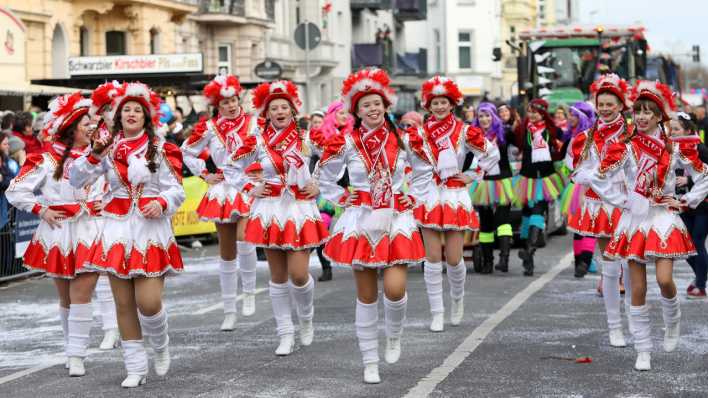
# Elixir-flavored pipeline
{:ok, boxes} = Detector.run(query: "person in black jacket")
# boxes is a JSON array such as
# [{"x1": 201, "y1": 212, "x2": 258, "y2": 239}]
[
  {"x1": 512, "y1": 99, "x2": 565, "y2": 276},
  {"x1": 0, "y1": 132, "x2": 19, "y2": 230},
  {"x1": 470, "y1": 102, "x2": 515, "y2": 273},
  {"x1": 671, "y1": 113, "x2": 708, "y2": 298}
]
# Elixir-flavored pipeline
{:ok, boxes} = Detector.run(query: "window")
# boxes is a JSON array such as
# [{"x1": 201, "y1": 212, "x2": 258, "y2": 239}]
[
  {"x1": 458, "y1": 31, "x2": 472, "y2": 69},
  {"x1": 150, "y1": 29, "x2": 160, "y2": 54},
  {"x1": 434, "y1": 29, "x2": 441, "y2": 72},
  {"x1": 80, "y1": 27, "x2": 89, "y2": 56},
  {"x1": 217, "y1": 44, "x2": 231, "y2": 75},
  {"x1": 105, "y1": 31, "x2": 126, "y2": 55}
]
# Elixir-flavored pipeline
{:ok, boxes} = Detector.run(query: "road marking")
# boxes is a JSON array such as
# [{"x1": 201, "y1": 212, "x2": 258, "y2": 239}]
[
  {"x1": 404, "y1": 252, "x2": 573, "y2": 398},
  {"x1": 0, "y1": 287, "x2": 269, "y2": 385},
  {"x1": 0, "y1": 349, "x2": 100, "y2": 386},
  {"x1": 191, "y1": 287, "x2": 269, "y2": 315}
]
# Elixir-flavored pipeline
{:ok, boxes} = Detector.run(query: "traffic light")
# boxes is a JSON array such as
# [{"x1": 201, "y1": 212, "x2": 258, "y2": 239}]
[{"x1": 693, "y1": 45, "x2": 701, "y2": 63}]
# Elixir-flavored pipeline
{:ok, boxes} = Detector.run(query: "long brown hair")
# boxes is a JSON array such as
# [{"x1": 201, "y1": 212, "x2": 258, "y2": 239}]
[
  {"x1": 630, "y1": 98, "x2": 672, "y2": 152},
  {"x1": 112, "y1": 102, "x2": 158, "y2": 173},
  {"x1": 52, "y1": 116, "x2": 84, "y2": 180}
]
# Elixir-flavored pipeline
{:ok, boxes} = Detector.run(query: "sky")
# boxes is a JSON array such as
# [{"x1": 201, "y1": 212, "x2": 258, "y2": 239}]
[{"x1": 577, "y1": 0, "x2": 708, "y2": 67}]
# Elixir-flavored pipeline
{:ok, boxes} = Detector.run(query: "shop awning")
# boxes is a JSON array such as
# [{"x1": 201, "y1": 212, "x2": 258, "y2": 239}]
[
  {"x1": 0, "y1": 82, "x2": 90, "y2": 96},
  {"x1": 33, "y1": 73, "x2": 216, "y2": 96}
]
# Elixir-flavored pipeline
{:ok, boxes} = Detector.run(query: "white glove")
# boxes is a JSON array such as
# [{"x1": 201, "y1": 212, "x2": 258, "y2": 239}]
[{"x1": 572, "y1": 169, "x2": 592, "y2": 185}]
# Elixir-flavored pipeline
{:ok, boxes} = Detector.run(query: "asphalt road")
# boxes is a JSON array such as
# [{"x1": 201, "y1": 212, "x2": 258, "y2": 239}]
[{"x1": 1, "y1": 233, "x2": 706, "y2": 397}]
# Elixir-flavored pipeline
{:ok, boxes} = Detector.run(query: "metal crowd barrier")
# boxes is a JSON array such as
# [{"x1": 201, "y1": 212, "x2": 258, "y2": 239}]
[{"x1": 0, "y1": 207, "x2": 37, "y2": 281}]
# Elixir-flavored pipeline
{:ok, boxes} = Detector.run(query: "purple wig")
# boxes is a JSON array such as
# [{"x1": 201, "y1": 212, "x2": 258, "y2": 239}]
[
  {"x1": 473, "y1": 102, "x2": 505, "y2": 144},
  {"x1": 565, "y1": 101, "x2": 595, "y2": 140}
]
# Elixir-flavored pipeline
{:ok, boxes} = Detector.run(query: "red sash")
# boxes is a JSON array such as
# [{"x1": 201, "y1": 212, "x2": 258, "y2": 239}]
[
  {"x1": 423, "y1": 113, "x2": 457, "y2": 162},
  {"x1": 112, "y1": 131, "x2": 149, "y2": 189},
  {"x1": 631, "y1": 132, "x2": 670, "y2": 199},
  {"x1": 352, "y1": 125, "x2": 398, "y2": 209},
  {"x1": 594, "y1": 116, "x2": 626, "y2": 157},
  {"x1": 213, "y1": 111, "x2": 248, "y2": 153},
  {"x1": 263, "y1": 121, "x2": 303, "y2": 177}
]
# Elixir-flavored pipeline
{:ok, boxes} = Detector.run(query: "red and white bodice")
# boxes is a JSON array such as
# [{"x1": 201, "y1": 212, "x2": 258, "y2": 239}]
[
  {"x1": 181, "y1": 112, "x2": 258, "y2": 222},
  {"x1": 69, "y1": 131, "x2": 186, "y2": 278},
  {"x1": 589, "y1": 129, "x2": 708, "y2": 262},
  {"x1": 315, "y1": 124, "x2": 427, "y2": 269},
  {"x1": 6, "y1": 144, "x2": 105, "y2": 278},
  {"x1": 407, "y1": 114, "x2": 500, "y2": 231},
  {"x1": 569, "y1": 117, "x2": 630, "y2": 237},
  {"x1": 224, "y1": 121, "x2": 328, "y2": 250}
]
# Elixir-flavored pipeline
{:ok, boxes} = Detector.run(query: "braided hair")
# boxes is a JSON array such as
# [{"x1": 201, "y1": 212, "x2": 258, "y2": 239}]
[
  {"x1": 52, "y1": 116, "x2": 82, "y2": 181},
  {"x1": 112, "y1": 102, "x2": 159, "y2": 173}
]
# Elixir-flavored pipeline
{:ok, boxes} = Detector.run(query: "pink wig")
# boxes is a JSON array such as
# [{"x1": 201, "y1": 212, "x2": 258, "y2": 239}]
[{"x1": 320, "y1": 100, "x2": 354, "y2": 139}]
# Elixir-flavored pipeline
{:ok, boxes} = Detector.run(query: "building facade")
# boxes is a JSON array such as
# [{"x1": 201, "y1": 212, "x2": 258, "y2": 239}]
[
  {"x1": 500, "y1": 0, "x2": 537, "y2": 99},
  {"x1": 406, "y1": 0, "x2": 503, "y2": 101}
]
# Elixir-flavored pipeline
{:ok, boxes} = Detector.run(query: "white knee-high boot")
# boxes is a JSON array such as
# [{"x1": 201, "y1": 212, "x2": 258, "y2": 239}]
[
  {"x1": 59, "y1": 306, "x2": 69, "y2": 360},
  {"x1": 138, "y1": 308, "x2": 170, "y2": 377},
  {"x1": 630, "y1": 305, "x2": 652, "y2": 370},
  {"x1": 423, "y1": 261, "x2": 444, "y2": 332},
  {"x1": 600, "y1": 258, "x2": 625, "y2": 346},
  {"x1": 356, "y1": 299, "x2": 380, "y2": 384},
  {"x1": 661, "y1": 295, "x2": 681, "y2": 352},
  {"x1": 384, "y1": 294, "x2": 407, "y2": 364},
  {"x1": 270, "y1": 281, "x2": 295, "y2": 355},
  {"x1": 237, "y1": 242, "x2": 258, "y2": 294},
  {"x1": 95, "y1": 275, "x2": 119, "y2": 350},
  {"x1": 67, "y1": 303, "x2": 93, "y2": 376},
  {"x1": 290, "y1": 275, "x2": 315, "y2": 346},
  {"x1": 446, "y1": 259, "x2": 467, "y2": 326},
  {"x1": 622, "y1": 262, "x2": 634, "y2": 335},
  {"x1": 96, "y1": 275, "x2": 117, "y2": 330},
  {"x1": 120, "y1": 340, "x2": 148, "y2": 388},
  {"x1": 219, "y1": 258, "x2": 238, "y2": 330}
]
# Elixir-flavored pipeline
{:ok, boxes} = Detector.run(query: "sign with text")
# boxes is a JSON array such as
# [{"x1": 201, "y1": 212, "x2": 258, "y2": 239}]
[
  {"x1": 69, "y1": 53, "x2": 203, "y2": 76},
  {"x1": 14, "y1": 209, "x2": 39, "y2": 258}
]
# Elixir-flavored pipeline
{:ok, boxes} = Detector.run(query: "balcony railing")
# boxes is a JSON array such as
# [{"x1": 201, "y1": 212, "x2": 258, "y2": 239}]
[
  {"x1": 393, "y1": 0, "x2": 426, "y2": 21},
  {"x1": 351, "y1": 0, "x2": 392, "y2": 10},
  {"x1": 352, "y1": 43, "x2": 386, "y2": 69},
  {"x1": 396, "y1": 48, "x2": 427, "y2": 75},
  {"x1": 198, "y1": 0, "x2": 245, "y2": 16}
]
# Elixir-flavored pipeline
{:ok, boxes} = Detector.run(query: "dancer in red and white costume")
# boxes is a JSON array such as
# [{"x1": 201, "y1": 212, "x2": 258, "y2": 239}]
[
  {"x1": 579, "y1": 81, "x2": 708, "y2": 371},
  {"x1": 315, "y1": 68, "x2": 426, "y2": 384},
  {"x1": 409, "y1": 76, "x2": 499, "y2": 332},
  {"x1": 181, "y1": 75, "x2": 260, "y2": 330},
  {"x1": 6, "y1": 93, "x2": 104, "y2": 377},
  {"x1": 88, "y1": 81, "x2": 124, "y2": 350},
  {"x1": 570, "y1": 74, "x2": 633, "y2": 348},
  {"x1": 224, "y1": 80, "x2": 328, "y2": 356},
  {"x1": 69, "y1": 82, "x2": 185, "y2": 387}
]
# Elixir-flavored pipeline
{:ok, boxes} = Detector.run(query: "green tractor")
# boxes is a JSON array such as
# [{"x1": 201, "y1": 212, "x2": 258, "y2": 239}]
[{"x1": 516, "y1": 25, "x2": 649, "y2": 109}]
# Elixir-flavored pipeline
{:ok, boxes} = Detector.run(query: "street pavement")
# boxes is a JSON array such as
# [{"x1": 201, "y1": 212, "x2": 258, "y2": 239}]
[{"x1": 1, "y1": 233, "x2": 707, "y2": 398}]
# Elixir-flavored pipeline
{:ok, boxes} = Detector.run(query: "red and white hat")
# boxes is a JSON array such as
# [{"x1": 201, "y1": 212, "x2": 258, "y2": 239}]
[
  {"x1": 203, "y1": 74, "x2": 244, "y2": 106},
  {"x1": 630, "y1": 80, "x2": 677, "y2": 122},
  {"x1": 590, "y1": 73, "x2": 630, "y2": 110},
  {"x1": 341, "y1": 68, "x2": 397, "y2": 114},
  {"x1": 251, "y1": 80, "x2": 302, "y2": 117},
  {"x1": 421, "y1": 76, "x2": 463, "y2": 109},
  {"x1": 109, "y1": 82, "x2": 162, "y2": 125},
  {"x1": 89, "y1": 80, "x2": 124, "y2": 118},
  {"x1": 42, "y1": 92, "x2": 92, "y2": 140}
]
